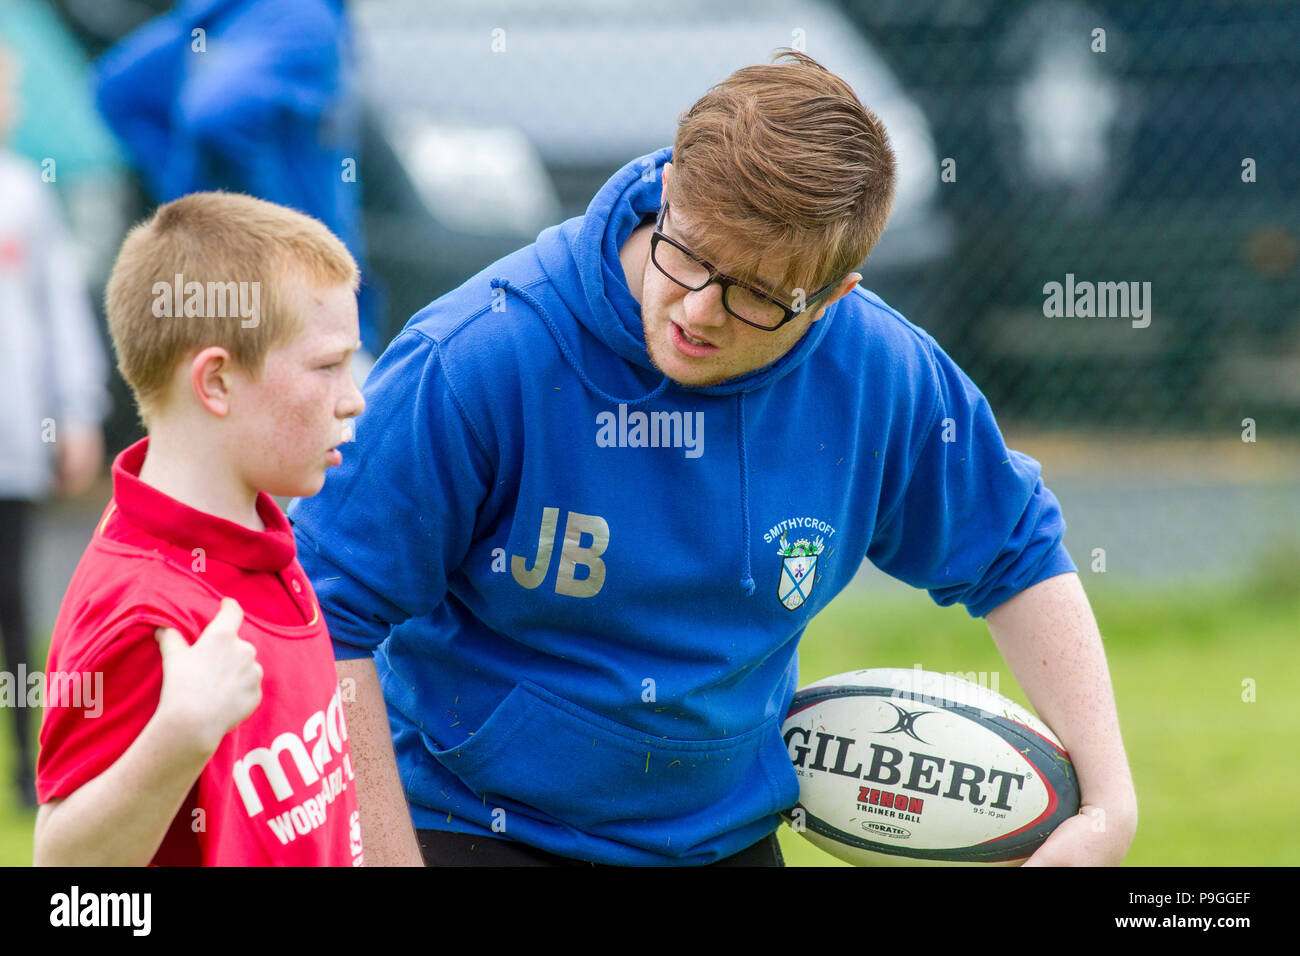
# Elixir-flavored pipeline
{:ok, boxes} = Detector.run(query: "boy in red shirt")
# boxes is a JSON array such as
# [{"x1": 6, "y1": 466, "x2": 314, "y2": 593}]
[{"x1": 34, "y1": 192, "x2": 367, "y2": 865}]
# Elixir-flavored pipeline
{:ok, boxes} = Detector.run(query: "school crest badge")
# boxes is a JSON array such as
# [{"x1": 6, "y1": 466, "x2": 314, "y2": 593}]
[{"x1": 777, "y1": 535, "x2": 823, "y2": 611}]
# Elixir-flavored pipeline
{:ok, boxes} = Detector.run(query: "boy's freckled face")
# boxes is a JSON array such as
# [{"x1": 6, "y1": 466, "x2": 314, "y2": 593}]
[{"x1": 229, "y1": 276, "x2": 365, "y2": 498}]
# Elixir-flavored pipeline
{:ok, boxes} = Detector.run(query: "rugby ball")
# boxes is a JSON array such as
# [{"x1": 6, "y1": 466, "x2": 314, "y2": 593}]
[{"x1": 781, "y1": 667, "x2": 1080, "y2": 865}]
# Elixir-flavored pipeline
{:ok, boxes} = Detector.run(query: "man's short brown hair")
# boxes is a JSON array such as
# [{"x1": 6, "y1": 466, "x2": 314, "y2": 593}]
[
  {"x1": 669, "y1": 49, "x2": 897, "y2": 300},
  {"x1": 105, "y1": 191, "x2": 359, "y2": 426}
]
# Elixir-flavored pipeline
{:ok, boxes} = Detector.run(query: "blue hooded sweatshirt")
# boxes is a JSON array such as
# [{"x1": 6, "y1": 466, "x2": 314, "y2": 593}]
[
  {"x1": 288, "y1": 147, "x2": 1076, "y2": 865},
  {"x1": 93, "y1": 0, "x2": 382, "y2": 353}
]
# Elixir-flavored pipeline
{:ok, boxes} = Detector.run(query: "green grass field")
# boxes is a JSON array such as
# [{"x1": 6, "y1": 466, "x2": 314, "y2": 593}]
[{"x1": 2, "y1": 574, "x2": 1295, "y2": 867}]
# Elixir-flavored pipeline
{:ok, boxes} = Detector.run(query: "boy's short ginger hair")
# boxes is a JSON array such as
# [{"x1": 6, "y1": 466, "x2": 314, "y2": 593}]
[
  {"x1": 669, "y1": 49, "x2": 897, "y2": 300},
  {"x1": 105, "y1": 192, "x2": 359, "y2": 426}
]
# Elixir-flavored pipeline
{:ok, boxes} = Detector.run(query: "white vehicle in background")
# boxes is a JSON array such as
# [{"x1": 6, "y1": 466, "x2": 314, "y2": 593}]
[{"x1": 351, "y1": 0, "x2": 952, "y2": 339}]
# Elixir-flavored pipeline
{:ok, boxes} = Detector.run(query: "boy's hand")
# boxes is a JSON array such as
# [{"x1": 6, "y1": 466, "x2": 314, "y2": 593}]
[
  {"x1": 35, "y1": 603, "x2": 263, "y2": 867},
  {"x1": 154, "y1": 598, "x2": 263, "y2": 755}
]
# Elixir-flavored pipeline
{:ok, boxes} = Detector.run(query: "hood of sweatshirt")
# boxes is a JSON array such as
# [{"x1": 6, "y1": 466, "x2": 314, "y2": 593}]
[
  {"x1": 495, "y1": 148, "x2": 845, "y2": 596},
  {"x1": 532, "y1": 146, "x2": 840, "y2": 397}
]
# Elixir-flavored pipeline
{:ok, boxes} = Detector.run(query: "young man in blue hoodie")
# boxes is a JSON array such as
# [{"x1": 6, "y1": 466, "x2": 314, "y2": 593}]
[{"x1": 289, "y1": 51, "x2": 1138, "y2": 867}]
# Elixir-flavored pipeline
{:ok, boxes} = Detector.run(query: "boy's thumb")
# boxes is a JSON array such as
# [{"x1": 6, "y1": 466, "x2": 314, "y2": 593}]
[{"x1": 154, "y1": 627, "x2": 186, "y2": 658}]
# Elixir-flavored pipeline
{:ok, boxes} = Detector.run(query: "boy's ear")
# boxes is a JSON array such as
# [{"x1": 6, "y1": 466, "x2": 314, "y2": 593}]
[
  {"x1": 661, "y1": 162, "x2": 672, "y2": 203},
  {"x1": 190, "y1": 346, "x2": 234, "y2": 417}
]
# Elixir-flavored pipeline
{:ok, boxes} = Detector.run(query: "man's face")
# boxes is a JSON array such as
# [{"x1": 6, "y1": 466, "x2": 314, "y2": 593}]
[
  {"x1": 636, "y1": 168, "x2": 858, "y2": 388},
  {"x1": 228, "y1": 274, "x2": 365, "y2": 498}
]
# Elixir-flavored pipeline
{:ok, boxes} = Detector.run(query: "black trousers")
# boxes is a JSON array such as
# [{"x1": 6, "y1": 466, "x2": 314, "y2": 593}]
[
  {"x1": 417, "y1": 828, "x2": 784, "y2": 867},
  {"x1": 0, "y1": 499, "x2": 34, "y2": 782}
]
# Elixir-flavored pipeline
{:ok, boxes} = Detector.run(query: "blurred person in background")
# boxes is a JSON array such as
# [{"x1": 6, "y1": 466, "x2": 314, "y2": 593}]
[
  {"x1": 0, "y1": 44, "x2": 110, "y2": 809},
  {"x1": 92, "y1": 0, "x2": 383, "y2": 378}
]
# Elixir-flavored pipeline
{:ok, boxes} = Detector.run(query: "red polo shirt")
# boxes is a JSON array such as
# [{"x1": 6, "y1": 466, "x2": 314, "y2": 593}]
[{"x1": 37, "y1": 438, "x2": 364, "y2": 866}]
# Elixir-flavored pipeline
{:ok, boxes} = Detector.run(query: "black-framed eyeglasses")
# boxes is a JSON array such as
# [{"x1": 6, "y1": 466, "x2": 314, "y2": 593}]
[{"x1": 649, "y1": 201, "x2": 843, "y2": 332}]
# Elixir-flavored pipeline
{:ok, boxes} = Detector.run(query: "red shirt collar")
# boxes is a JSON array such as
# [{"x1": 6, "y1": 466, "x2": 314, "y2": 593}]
[{"x1": 110, "y1": 437, "x2": 297, "y2": 573}]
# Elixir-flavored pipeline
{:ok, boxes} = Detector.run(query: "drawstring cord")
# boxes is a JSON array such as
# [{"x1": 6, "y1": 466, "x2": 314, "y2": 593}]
[
  {"x1": 736, "y1": 392, "x2": 755, "y2": 596},
  {"x1": 492, "y1": 276, "x2": 755, "y2": 596}
]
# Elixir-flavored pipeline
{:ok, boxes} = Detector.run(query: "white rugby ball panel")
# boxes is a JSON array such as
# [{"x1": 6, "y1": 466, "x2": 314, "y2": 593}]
[{"x1": 809, "y1": 668, "x2": 1064, "y2": 744}]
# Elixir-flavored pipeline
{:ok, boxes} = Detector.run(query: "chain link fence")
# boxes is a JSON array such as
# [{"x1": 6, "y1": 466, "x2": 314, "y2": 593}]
[
  {"x1": 25, "y1": 0, "x2": 1300, "y2": 599},
  {"x1": 835, "y1": 0, "x2": 1300, "y2": 436}
]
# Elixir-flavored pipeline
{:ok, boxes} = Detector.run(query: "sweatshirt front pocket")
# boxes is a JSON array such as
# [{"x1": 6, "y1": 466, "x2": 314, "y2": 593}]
[{"x1": 427, "y1": 680, "x2": 793, "y2": 841}]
